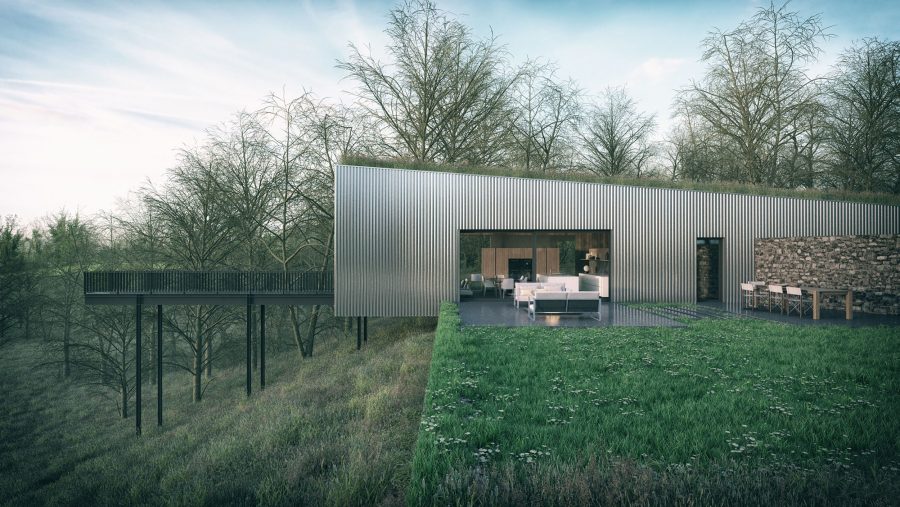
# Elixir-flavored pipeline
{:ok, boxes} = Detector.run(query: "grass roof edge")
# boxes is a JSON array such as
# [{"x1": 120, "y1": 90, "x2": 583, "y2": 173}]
[{"x1": 341, "y1": 155, "x2": 900, "y2": 207}]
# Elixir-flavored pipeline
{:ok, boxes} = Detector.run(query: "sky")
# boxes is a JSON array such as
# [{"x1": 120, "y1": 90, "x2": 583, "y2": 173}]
[{"x1": 1, "y1": 0, "x2": 898, "y2": 227}]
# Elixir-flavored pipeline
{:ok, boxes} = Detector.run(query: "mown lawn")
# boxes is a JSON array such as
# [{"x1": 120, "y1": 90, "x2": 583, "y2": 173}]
[
  {"x1": 0, "y1": 319, "x2": 434, "y2": 506},
  {"x1": 409, "y1": 303, "x2": 900, "y2": 505}
]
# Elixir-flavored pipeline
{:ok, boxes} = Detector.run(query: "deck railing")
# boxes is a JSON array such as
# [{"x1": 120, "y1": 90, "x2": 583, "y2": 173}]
[{"x1": 84, "y1": 271, "x2": 334, "y2": 295}]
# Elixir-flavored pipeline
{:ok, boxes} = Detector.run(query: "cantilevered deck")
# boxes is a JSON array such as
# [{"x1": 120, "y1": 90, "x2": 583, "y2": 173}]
[
  {"x1": 83, "y1": 270, "x2": 340, "y2": 435},
  {"x1": 84, "y1": 270, "x2": 334, "y2": 306}
]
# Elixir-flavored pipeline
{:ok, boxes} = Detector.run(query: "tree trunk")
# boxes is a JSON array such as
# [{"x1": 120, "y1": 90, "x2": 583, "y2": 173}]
[
  {"x1": 193, "y1": 310, "x2": 203, "y2": 402},
  {"x1": 121, "y1": 381, "x2": 128, "y2": 418},
  {"x1": 289, "y1": 306, "x2": 307, "y2": 358},
  {"x1": 303, "y1": 228, "x2": 333, "y2": 357},
  {"x1": 205, "y1": 334, "x2": 212, "y2": 378},
  {"x1": 304, "y1": 305, "x2": 320, "y2": 357},
  {"x1": 63, "y1": 319, "x2": 71, "y2": 377}
]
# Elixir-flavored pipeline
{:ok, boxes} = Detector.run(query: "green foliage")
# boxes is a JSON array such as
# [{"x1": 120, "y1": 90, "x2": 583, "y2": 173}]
[
  {"x1": 408, "y1": 303, "x2": 900, "y2": 504},
  {"x1": 0, "y1": 218, "x2": 30, "y2": 341},
  {"x1": 343, "y1": 154, "x2": 900, "y2": 207},
  {"x1": 0, "y1": 319, "x2": 435, "y2": 506}
]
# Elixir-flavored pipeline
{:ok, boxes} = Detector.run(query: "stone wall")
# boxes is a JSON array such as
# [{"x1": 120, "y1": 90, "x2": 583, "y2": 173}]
[{"x1": 754, "y1": 235, "x2": 900, "y2": 315}]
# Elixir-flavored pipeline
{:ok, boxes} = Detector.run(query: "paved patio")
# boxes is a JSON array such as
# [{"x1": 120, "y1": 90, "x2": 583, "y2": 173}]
[
  {"x1": 702, "y1": 301, "x2": 900, "y2": 328},
  {"x1": 458, "y1": 299, "x2": 684, "y2": 327},
  {"x1": 458, "y1": 298, "x2": 900, "y2": 329}
]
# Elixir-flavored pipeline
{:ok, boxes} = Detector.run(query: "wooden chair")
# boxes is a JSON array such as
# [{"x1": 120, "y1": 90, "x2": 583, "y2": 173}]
[
  {"x1": 767, "y1": 284, "x2": 785, "y2": 313},
  {"x1": 785, "y1": 286, "x2": 812, "y2": 317}
]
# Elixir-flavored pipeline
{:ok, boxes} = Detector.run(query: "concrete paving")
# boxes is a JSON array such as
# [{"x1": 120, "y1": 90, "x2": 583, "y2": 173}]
[{"x1": 458, "y1": 299, "x2": 684, "y2": 328}]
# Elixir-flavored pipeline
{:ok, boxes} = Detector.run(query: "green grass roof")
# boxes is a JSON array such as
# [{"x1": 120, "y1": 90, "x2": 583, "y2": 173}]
[{"x1": 343, "y1": 155, "x2": 900, "y2": 207}]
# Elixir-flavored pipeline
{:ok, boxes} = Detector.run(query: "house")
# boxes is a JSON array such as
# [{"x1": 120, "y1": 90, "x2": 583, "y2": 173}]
[{"x1": 333, "y1": 164, "x2": 900, "y2": 317}]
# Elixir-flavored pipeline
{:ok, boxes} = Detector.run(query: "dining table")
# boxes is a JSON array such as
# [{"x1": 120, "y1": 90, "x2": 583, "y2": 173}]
[{"x1": 800, "y1": 287, "x2": 853, "y2": 320}]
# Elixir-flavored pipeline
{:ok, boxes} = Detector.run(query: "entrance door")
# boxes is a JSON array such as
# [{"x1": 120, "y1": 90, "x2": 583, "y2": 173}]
[{"x1": 696, "y1": 238, "x2": 721, "y2": 301}]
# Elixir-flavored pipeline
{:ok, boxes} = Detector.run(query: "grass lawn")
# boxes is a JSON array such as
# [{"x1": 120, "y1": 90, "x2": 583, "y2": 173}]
[
  {"x1": 409, "y1": 303, "x2": 900, "y2": 505},
  {"x1": 0, "y1": 319, "x2": 434, "y2": 506}
]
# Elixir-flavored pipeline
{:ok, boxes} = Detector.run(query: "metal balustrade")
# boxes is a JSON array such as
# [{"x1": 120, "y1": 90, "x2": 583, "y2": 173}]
[{"x1": 84, "y1": 270, "x2": 334, "y2": 296}]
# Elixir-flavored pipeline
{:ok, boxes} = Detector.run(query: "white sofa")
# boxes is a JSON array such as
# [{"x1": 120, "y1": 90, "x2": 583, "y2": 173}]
[
  {"x1": 513, "y1": 282, "x2": 565, "y2": 308},
  {"x1": 536, "y1": 275, "x2": 580, "y2": 292},
  {"x1": 527, "y1": 291, "x2": 602, "y2": 321}
]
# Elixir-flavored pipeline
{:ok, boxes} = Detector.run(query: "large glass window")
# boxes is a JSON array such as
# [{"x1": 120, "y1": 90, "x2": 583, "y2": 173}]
[{"x1": 459, "y1": 230, "x2": 610, "y2": 282}]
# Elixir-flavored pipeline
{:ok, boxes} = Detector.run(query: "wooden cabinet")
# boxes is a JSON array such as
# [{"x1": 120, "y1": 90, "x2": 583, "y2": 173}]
[{"x1": 481, "y1": 248, "x2": 559, "y2": 277}]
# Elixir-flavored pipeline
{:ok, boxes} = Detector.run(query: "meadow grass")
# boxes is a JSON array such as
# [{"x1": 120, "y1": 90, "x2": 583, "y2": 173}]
[
  {"x1": 342, "y1": 155, "x2": 900, "y2": 207},
  {"x1": 408, "y1": 303, "x2": 900, "y2": 505},
  {"x1": 0, "y1": 318, "x2": 435, "y2": 506}
]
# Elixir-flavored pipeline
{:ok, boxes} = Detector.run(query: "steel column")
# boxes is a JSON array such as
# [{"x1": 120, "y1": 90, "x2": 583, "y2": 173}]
[
  {"x1": 156, "y1": 305, "x2": 162, "y2": 426},
  {"x1": 135, "y1": 297, "x2": 142, "y2": 436},
  {"x1": 260, "y1": 305, "x2": 266, "y2": 390},
  {"x1": 246, "y1": 300, "x2": 251, "y2": 396},
  {"x1": 356, "y1": 317, "x2": 361, "y2": 350}
]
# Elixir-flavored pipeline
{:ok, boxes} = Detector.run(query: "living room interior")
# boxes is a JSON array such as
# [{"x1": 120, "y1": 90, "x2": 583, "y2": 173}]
[{"x1": 459, "y1": 230, "x2": 611, "y2": 301}]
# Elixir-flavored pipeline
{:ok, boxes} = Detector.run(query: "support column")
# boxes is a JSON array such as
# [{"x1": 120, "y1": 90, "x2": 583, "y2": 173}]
[
  {"x1": 364, "y1": 316, "x2": 368, "y2": 343},
  {"x1": 157, "y1": 305, "x2": 162, "y2": 427},
  {"x1": 246, "y1": 299, "x2": 252, "y2": 397},
  {"x1": 260, "y1": 305, "x2": 266, "y2": 390},
  {"x1": 356, "y1": 317, "x2": 361, "y2": 350},
  {"x1": 135, "y1": 297, "x2": 142, "y2": 436}
]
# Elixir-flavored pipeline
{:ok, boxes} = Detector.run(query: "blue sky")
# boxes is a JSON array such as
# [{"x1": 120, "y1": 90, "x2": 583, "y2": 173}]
[{"x1": 1, "y1": 0, "x2": 897, "y2": 225}]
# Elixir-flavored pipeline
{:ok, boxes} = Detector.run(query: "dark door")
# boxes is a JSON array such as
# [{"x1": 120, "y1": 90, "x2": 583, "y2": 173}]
[{"x1": 696, "y1": 238, "x2": 721, "y2": 301}]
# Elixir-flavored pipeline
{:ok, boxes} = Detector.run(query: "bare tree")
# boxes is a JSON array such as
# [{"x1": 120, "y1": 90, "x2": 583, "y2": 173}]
[
  {"x1": 43, "y1": 212, "x2": 95, "y2": 378},
  {"x1": 823, "y1": 38, "x2": 900, "y2": 192},
  {"x1": 579, "y1": 87, "x2": 656, "y2": 177},
  {"x1": 510, "y1": 63, "x2": 582, "y2": 172},
  {"x1": 339, "y1": 0, "x2": 522, "y2": 164},
  {"x1": 677, "y1": 1, "x2": 829, "y2": 185},
  {"x1": 143, "y1": 149, "x2": 239, "y2": 402}
]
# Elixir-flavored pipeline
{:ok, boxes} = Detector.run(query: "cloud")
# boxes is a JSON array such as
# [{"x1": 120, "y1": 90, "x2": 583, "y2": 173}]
[{"x1": 628, "y1": 57, "x2": 687, "y2": 82}]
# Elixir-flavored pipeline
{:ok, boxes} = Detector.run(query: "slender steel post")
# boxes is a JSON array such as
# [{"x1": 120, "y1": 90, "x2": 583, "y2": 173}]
[
  {"x1": 259, "y1": 305, "x2": 266, "y2": 390},
  {"x1": 356, "y1": 317, "x2": 361, "y2": 350},
  {"x1": 135, "y1": 297, "x2": 142, "y2": 436},
  {"x1": 364, "y1": 316, "x2": 368, "y2": 343},
  {"x1": 246, "y1": 299, "x2": 252, "y2": 396},
  {"x1": 157, "y1": 305, "x2": 162, "y2": 426}
]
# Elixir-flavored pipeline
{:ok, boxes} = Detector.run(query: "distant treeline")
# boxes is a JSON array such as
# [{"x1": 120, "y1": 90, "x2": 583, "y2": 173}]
[{"x1": 2, "y1": 0, "x2": 898, "y2": 416}]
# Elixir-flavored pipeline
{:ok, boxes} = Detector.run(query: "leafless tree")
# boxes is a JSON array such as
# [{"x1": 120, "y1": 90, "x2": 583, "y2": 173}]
[
  {"x1": 339, "y1": 0, "x2": 522, "y2": 164},
  {"x1": 823, "y1": 38, "x2": 900, "y2": 192},
  {"x1": 142, "y1": 149, "x2": 239, "y2": 402},
  {"x1": 677, "y1": 1, "x2": 830, "y2": 185},
  {"x1": 579, "y1": 87, "x2": 656, "y2": 177},
  {"x1": 510, "y1": 63, "x2": 582, "y2": 172},
  {"x1": 43, "y1": 212, "x2": 95, "y2": 378}
]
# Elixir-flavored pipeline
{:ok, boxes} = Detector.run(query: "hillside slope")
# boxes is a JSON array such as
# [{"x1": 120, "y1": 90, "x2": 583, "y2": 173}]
[{"x1": 0, "y1": 321, "x2": 434, "y2": 506}]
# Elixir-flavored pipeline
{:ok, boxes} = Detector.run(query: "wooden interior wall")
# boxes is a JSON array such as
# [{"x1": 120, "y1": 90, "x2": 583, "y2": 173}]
[{"x1": 480, "y1": 248, "x2": 559, "y2": 277}]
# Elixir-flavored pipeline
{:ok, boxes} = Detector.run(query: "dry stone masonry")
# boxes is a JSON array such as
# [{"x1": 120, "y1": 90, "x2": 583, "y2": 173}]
[{"x1": 754, "y1": 234, "x2": 900, "y2": 315}]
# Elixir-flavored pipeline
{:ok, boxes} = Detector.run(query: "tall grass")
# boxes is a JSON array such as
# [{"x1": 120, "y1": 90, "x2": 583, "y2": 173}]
[
  {"x1": 0, "y1": 318, "x2": 435, "y2": 506},
  {"x1": 342, "y1": 155, "x2": 900, "y2": 207},
  {"x1": 407, "y1": 303, "x2": 900, "y2": 505}
]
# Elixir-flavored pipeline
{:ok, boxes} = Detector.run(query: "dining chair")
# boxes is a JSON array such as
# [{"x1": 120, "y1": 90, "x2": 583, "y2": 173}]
[
  {"x1": 483, "y1": 278, "x2": 497, "y2": 297},
  {"x1": 469, "y1": 274, "x2": 485, "y2": 294},
  {"x1": 785, "y1": 286, "x2": 812, "y2": 317},
  {"x1": 767, "y1": 284, "x2": 785, "y2": 313},
  {"x1": 740, "y1": 283, "x2": 757, "y2": 309},
  {"x1": 500, "y1": 278, "x2": 515, "y2": 298}
]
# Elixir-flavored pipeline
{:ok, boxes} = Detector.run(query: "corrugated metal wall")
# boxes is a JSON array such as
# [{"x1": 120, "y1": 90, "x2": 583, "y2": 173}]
[{"x1": 335, "y1": 165, "x2": 900, "y2": 317}]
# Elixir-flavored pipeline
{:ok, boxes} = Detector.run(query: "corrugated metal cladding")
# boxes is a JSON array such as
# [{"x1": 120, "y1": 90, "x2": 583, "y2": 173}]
[{"x1": 334, "y1": 165, "x2": 900, "y2": 317}]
